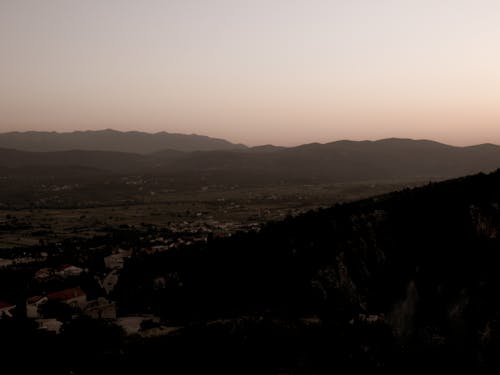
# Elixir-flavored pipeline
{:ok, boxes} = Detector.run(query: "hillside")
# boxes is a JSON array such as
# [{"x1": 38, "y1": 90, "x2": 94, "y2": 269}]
[
  {"x1": 3, "y1": 168, "x2": 500, "y2": 373},
  {"x1": 164, "y1": 138, "x2": 500, "y2": 182},
  {"x1": 112, "y1": 169, "x2": 500, "y2": 373},
  {"x1": 0, "y1": 129, "x2": 246, "y2": 153},
  {"x1": 2, "y1": 138, "x2": 500, "y2": 185}
]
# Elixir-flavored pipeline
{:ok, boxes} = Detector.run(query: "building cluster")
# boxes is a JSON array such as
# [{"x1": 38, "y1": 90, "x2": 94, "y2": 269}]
[
  {"x1": 0, "y1": 248, "x2": 131, "y2": 333},
  {"x1": 0, "y1": 214, "x2": 266, "y2": 334}
]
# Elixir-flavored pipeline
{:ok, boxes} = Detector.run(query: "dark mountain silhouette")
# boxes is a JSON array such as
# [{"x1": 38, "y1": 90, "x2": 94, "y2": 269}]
[
  {"x1": 0, "y1": 129, "x2": 246, "y2": 153},
  {"x1": 112, "y1": 169, "x2": 500, "y2": 373},
  {"x1": 2, "y1": 138, "x2": 500, "y2": 184},
  {"x1": 249, "y1": 144, "x2": 287, "y2": 152},
  {"x1": 0, "y1": 148, "x2": 149, "y2": 173}
]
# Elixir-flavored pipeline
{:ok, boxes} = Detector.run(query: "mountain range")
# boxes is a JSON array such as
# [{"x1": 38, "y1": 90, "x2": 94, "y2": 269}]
[
  {"x1": 0, "y1": 129, "x2": 245, "y2": 153},
  {"x1": 1, "y1": 131, "x2": 500, "y2": 184}
]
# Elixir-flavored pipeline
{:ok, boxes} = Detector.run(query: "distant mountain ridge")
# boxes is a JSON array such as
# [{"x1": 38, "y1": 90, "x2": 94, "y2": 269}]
[
  {"x1": 0, "y1": 129, "x2": 246, "y2": 153},
  {"x1": 1, "y1": 137, "x2": 500, "y2": 183}
]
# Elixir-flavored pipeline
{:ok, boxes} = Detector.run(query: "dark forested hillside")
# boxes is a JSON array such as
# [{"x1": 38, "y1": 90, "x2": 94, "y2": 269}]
[{"x1": 110, "y1": 169, "x2": 500, "y2": 373}]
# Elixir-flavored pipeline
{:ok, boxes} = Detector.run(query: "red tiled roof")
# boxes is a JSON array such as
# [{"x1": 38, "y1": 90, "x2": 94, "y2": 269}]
[
  {"x1": 0, "y1": 301, "x2": 15, "y2": 309},
  {"x1": 47, "y1": 287, "x2": 85, "y2": 301},
  {"x1": 35, "y1": 268, "x2": 53, "y2": 278},
  {"x1": 27, "y1": 295, "x2": 44, "y2": 304}
]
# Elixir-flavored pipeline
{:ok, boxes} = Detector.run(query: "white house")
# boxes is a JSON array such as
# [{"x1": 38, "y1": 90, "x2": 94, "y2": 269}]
[
  {"x1": 0, "y1": 301, "x2": 16, "y2": 318},
  {"x1": 35, "y1": 267, "x2": 54, "y2": 280},
  {"x1": 104, "y1": 249, "x2": 132, "y2": 270},
  {"x1": 26, "y1": 296, "x2": 48, "y2": 318},
  {"x1": 55, "y1": 264, "x2": 83, "y2": 278},
  {"x1": 36, "y1": 319, "x2": 63, "y2": 334}
]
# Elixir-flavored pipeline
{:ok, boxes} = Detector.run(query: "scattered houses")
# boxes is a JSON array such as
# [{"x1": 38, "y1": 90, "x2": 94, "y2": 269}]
[
  {"x1": 0, "y1": 258, "x2": 13, "y2": 268},
  {"x1": 0, "y1": 218, "x2": 254, "y2": 332},
  {"x1": 13, "y1": 256, "x2": 45, "y2": 265},
  {"x1": 35, "y1": 264, "x2": 83, "y2": 281},
  {"x1": 358, "y1": 313, "x2": 385, "y2": 324}
]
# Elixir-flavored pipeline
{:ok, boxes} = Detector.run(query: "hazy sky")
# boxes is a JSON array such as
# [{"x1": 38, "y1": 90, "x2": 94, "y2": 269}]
[{"x1": 1, "y1": 0, "x2": 500, "y2": 146}]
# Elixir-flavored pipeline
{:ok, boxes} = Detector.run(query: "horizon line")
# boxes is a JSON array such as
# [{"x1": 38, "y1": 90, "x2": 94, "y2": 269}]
[{"x1": 0, "y1": 128, "x2": 499, "y2": 149}]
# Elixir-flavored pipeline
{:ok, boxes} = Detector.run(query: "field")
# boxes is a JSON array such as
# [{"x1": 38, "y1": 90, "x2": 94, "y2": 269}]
[{"x1": 0, "y1": 179, "x2": 426, "y2": 249}]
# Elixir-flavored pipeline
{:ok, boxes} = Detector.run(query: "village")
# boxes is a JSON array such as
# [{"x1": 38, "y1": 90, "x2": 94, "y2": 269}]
[
  {"x1": 0, "y1": 180, "x2": 405, "y2": 341},
  {"x1": 0, "y1": 177, "x2": 342, "y2": 342},
  {"x1": 0, "y1": 219, "x2": 255, "y2": 337}
]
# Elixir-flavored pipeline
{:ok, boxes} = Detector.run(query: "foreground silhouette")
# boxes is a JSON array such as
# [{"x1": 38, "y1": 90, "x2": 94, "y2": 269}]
[{"x1": 4, "y1": 170, "x2": 500, "y2": 373}]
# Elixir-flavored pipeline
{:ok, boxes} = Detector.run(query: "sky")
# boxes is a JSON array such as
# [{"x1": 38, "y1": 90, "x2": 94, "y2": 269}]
[{"x1": 1, "y1": 0, "x2": 500, "y2": 146}]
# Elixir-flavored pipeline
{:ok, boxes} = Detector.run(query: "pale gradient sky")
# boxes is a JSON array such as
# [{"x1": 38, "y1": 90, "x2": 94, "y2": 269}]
[{"x1": 1, "y1": 0, "x2": 500, "y2": 146}]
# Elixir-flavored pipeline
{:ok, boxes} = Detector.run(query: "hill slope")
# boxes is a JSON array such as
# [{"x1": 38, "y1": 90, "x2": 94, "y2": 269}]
[
  {"x1": 2, "y1": 138, "x2": 500, "y2": 185},
  {"x1": 113, "y1": 169, "x2": 500, "y2": 372}
]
